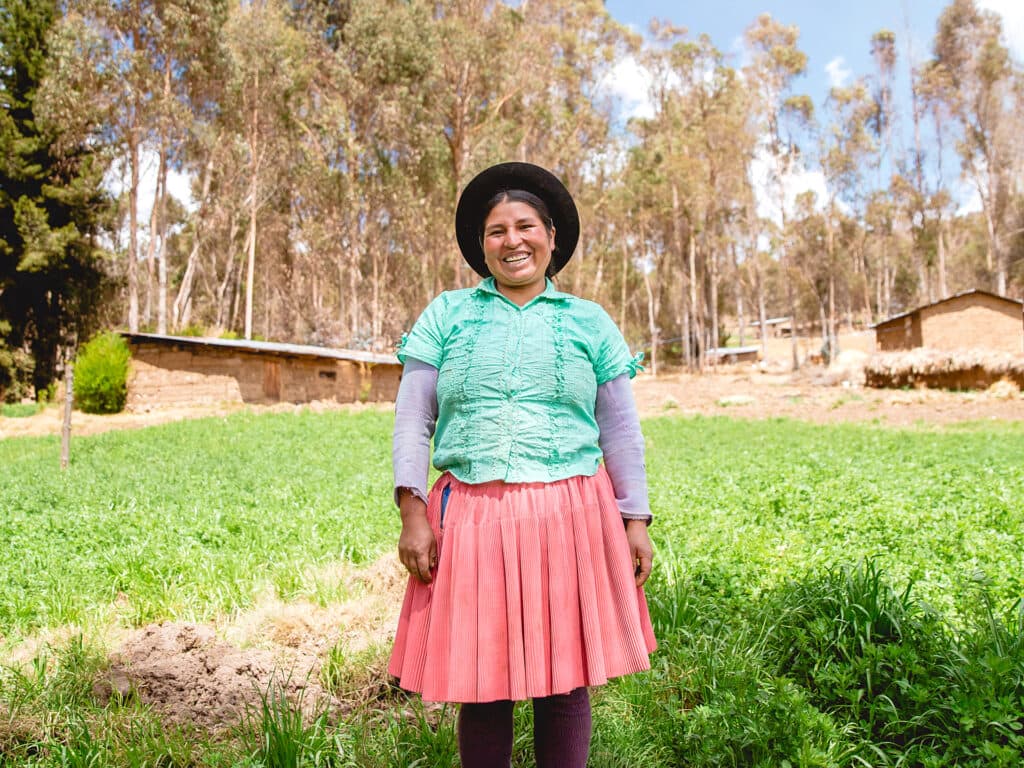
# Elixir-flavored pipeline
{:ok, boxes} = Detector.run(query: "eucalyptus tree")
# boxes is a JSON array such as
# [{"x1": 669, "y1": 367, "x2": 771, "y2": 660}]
[
  {"x1": 628, "y1": 26, "x2": 753, "y2": 369},
  {"x1": 820, "y1": 80, "x2": 875, "y2": 355},
  {"x1": 284, "y1": 0, "x2": 439, "y2": 347},
  {"x1": 219, "y1": 0, "x2": 310, "y2": 340},
  {"x1": 927, "y1": 0, "x2": 1020, "y2": 296},
  {"x1": 743, "y1": 13, "x2": 812, "y2": 369},
  {"x1": 142, "y1": 0, "x2": 226, "y2": 335},
  {"x1": 865, "y1": 29, "x2": 899, "y2": 317},
  {"x1": 45, "y1": 0, "x2": 161, "y2": 333},
  {"x1": 510, "y1": 0, "x2": 632, "y2": 307},
  {"x1": 421, "y1": 0, "x2": 529, "y2": 290}
]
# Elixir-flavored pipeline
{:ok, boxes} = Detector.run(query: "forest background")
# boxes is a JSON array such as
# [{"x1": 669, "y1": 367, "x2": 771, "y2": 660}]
[{"x1": 2, "y1": 0, "x2": 1024, "y2": 400}]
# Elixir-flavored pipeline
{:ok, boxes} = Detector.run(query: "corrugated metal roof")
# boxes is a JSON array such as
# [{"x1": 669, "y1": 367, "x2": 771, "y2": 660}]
[
  {"x1": 708, "y1": 345, "x2": 761, "y2": 357},
  {"x1": 872, "y1": 289, "x2": 1024, "y2": 329},
  {"x1": 122, "y1": 332, "x2": 399, "y2": 365}
]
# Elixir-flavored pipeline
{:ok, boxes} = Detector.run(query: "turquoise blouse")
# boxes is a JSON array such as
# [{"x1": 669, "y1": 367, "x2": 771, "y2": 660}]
[{"x1": 398, "y1": 277, "x2": 642, "y2": 485}]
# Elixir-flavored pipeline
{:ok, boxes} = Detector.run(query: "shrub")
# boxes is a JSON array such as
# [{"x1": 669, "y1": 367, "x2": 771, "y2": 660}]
[{"x1": 73, "y1": 331, "x2": 130, "y2": 414}]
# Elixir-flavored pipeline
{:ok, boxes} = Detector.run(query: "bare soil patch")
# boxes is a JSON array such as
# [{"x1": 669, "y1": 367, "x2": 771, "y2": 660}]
[
  {"x1": 6, "y1": 556, "x2": 408, "y2": 735},
  {"x1": 0, "y1": 399, "x2": 391, "y2": 440},
  {"x1": 631, "y1": 368, "x2": 1024, "y2": 426},
  {"x1": 3, "y1": 369, "x2": 1022, "y2": 440},
  {"x1": 93, "y1": 622, "x2": 326, "y2": 731}
]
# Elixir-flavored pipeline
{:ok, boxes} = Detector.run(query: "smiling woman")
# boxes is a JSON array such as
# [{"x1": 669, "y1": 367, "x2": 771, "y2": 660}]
[
  {"x1": 480, "y1": 193, "x2": 555, "y2": 305},
  {"x1": 388, "y1": 162, "x2": 654, "y2": 768}
]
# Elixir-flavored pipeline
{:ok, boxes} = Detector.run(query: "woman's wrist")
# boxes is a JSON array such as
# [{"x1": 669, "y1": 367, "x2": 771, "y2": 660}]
[{"x1": 397, "y1": 487, "x2": 428, "y2": 519}]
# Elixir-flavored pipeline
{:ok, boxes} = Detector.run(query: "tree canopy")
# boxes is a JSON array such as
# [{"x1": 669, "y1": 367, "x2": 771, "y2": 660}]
[
  {"x1": 0, "y1": 0, "x2": 111, "y2": 399},
  {"x1": 2, "y1": 0, "x2": 1023, "y2": 396}
]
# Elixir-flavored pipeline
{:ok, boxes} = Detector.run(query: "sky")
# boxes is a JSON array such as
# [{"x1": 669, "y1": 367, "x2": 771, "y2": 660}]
[{"x1": 603, "y1": 0, "x2": 1024, "y2": 117}]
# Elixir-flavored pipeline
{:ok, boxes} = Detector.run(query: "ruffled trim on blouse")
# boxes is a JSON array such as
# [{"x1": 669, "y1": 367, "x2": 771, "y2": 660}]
[{"x1": 626, "y1": 351, "x2": 645, "y2": 379}]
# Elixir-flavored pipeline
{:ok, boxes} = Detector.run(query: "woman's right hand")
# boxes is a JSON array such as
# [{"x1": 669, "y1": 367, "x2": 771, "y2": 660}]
[{"x1": 397, "y1": 489, "x2": 437, "y2": 584}]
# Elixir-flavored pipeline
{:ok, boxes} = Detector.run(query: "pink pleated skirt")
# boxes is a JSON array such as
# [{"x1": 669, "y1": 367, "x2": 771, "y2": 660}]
[{"x1": 388, "y1": 466, "x2": 657, "y2": 703}]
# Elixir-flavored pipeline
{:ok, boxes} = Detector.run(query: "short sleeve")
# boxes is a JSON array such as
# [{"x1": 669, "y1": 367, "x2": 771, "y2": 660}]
[
  {"x1": 397, "y1": 294, "x2": 448, "y2": 367},
  {"x1": 591, "y1": 307, "x2": 645, "y2": 384}
]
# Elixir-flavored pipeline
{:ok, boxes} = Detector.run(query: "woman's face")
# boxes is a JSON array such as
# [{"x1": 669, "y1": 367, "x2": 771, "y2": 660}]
[{"x1": 481, "y1": 200, "x2": 555, "y2": 298}]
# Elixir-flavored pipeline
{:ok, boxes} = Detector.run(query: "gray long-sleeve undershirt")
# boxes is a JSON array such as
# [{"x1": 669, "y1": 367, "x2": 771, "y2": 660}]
[{"x1": 392, "y1": 358, "x2": 652, "y2": 521}]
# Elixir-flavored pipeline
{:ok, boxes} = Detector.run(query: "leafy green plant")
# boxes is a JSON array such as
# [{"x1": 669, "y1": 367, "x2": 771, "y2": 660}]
[
  {"x1": 73, "y1": 332, "x2": 130, "y2": 414},
  {"x1": 2, "y1": 413, "x2": 1023, "y2": 766}
]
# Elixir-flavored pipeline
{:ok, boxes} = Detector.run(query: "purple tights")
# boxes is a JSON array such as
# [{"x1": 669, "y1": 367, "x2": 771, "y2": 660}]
[{"x1": 457, "y1": 687, "x2": 591, "y2": 768}]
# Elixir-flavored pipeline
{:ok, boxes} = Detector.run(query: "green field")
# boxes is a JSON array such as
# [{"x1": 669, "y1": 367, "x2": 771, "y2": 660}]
[{"x1": 1, "y1": 411, "x2": 1022, "y2": 766}]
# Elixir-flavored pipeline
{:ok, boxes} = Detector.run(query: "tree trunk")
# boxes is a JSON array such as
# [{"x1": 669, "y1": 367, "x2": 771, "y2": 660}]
[
  {"x1": 244, "y1": 72, "x2": 260, "y2": 340},
  {"x1": 757, "y1": 265, "x2": 768, "y2": 359},
  {"x1": 155, "y1": 142, "x2": 169, "y2": 335},
  {"x1": 144, "y1": 187, "x2": 155, "y2": 327},
  {"x1": 216, "y1": 215, "x2": 240, "y2": 330},
  {"x1": 788, "y1": 269, "x2": 799, "y2": 371},
  {"x1": 244, "y1": 190, "x2": 257, "y2": 339},
  {"x1": 937, "y1": 215, "x2": 949, "y2": 299},
  {"x1": 818, "y1": 300, "x2": 828, "y2": 361},
  {"x1": 61, "y1": 350, "x2": 73, "y2": 470},
  {"x1": 619, "y1": 243, "x2": 628, "y2": 330},
  {"x1": 736, "y1": 286, "x2": 745, "y2": 347},
  {"x1": 127, "y1": 115, "x2": 140, "y2": 333},
  {"x1": 640, "y1": 218, "x2": 658, "y2": 376},
  {"x1": 828, "y1": 272, "x2": 837, "y2": 362},
  {"x1": 709, "y1": 245, "x2": 719, "y2": 354},
  {"x1": 172, "y1": 155, "x2": 215, "y2": 330},
  {"x1": 688, "y1": 232, "x2": 702, "y2": 370}
]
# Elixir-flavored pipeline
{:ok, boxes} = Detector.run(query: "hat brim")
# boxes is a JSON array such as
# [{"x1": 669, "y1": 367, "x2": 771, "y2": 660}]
[{"x1": 455, "y1": 162, "x2": 580, "y2": 278}]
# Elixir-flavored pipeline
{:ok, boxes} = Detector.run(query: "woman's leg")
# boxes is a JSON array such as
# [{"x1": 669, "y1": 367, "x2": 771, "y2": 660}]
[
  {"x1": 532, "y1": 686, "x2": 591, "y2": 768},
  {"x1": 458, "y1": 699, "x2": 514, "y2": 768}
]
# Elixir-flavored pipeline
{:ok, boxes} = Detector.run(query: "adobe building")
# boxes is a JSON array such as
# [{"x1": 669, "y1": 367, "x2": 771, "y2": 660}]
[
  {"x1": 873, "y1": 290, "x2": 1024, "y2": 354},
  {"x1": 122, "y1": 333, "x2": 401, "y2": 411}
]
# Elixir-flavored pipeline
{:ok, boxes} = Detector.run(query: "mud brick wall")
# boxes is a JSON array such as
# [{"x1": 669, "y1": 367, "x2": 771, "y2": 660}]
[
  {"x1": 876, "y1": 294, "x2": 1023, "y2": 353},
  {"x1": 918, "y1": 294, "x2": 1023, "y2": 354},
  {"x1": 876, "y1": 314, "x2": 923, "y2": 352},
  {"x1": 126, "y1": 341, "x2": 401, "y2": 411}
]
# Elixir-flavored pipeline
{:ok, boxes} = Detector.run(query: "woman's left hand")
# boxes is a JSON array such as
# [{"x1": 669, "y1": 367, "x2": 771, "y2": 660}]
[{"x1": 624, "y1": 519, "x2": 653, "y2": 587}]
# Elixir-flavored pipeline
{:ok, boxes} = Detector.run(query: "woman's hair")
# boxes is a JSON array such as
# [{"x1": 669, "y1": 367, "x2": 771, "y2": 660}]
[{"x1": 478, "y1": 189, "x2": 559, "y2": 278}]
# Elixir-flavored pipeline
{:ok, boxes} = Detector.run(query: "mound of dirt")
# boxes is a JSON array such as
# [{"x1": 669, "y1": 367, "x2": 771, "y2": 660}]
[{"x1": 94, "y1": 622, "x2": 328, "y2": 731}]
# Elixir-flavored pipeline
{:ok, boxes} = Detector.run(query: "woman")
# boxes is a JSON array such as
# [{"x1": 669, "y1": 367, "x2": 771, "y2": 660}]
[{"x1": 388, "y1": 162, "x2": 656, "y2": 768}]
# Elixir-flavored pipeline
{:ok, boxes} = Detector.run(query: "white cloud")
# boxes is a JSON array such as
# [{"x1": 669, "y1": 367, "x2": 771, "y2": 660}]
[
  {"x1": 603, "y1": 54, "x2": 656, "y2": 121},
  {"x1": 978, "y1": 0, "x2": 1024, "y2": 61},
  {"x1": 824, "y1": 56, "x2": 851, "y2": 89},
  {"x1": 750, "y1": 145, "x2": 829, "y2": 228},
  {"x1": 954, "y1": 181, "x2": 983, "y2": 217}
]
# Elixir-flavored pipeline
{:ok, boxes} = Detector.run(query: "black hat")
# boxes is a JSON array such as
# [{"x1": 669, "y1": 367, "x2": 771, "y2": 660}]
[{"x1": 455, "y1": 162, "x2": 580, "y2": 278}]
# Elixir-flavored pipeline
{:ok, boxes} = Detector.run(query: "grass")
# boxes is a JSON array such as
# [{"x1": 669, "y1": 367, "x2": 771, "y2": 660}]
[
  {"x1": 0, "y1": 410, "x2": 395, "y2": 636},
  {"x1": 1, "y1": 410, "x2": 1023, "y2": 765},
  {"x1": 1, "y1": 402, "x2": 43, "y2": 418}
]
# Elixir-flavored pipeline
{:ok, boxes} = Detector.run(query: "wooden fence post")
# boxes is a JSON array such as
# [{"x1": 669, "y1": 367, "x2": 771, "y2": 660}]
[{"x1": 61, "y1": 355, "x2": 73, "y2": 470}]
